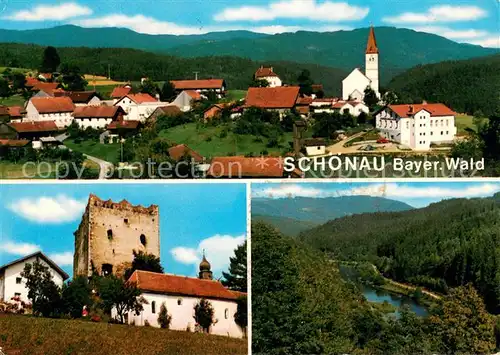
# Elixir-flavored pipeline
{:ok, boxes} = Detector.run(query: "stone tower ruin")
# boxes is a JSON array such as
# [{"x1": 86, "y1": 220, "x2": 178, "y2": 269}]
[{"x1": 73, "y1": 194, "x2": 160, "y2": 278}]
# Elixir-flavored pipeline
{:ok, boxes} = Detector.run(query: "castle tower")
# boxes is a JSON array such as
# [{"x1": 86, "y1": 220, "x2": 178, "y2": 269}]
[
  {"x1": 365, "y1": 26, "x2": 380, "y2": 97},
  {"x1": 73, "y1": 194, "x2": 160, "y2": 278},
  {"x1": 198, "y1": 251, "x2": 213, "y2": 280}
]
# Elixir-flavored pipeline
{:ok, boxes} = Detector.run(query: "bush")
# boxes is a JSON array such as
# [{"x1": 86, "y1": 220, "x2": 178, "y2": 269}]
[{"x1": 158, "y1": 303, "x2": 172, "y2": 329}]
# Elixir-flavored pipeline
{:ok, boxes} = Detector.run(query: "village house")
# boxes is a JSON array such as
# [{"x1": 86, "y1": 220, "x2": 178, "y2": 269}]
[
  {"x1": 107, "y1": 119, "x2": 142, "y2": 141},
  {"x1": 207, "y1": 156, "x2": 303, "y2": 178},
  {"x1": 25, "y1": 97, "x2": 74, "y2": 128},
  {"x1": 0, "y1": 252, "x2": 68, "y2": 303},
  {"x1": 73, "y1": 106, "x2": 126, "y2": 129},
  {"x1": 170, "y1": 79, "x2": 226, "y2": 98},
  {"x1": 114, "y1": 93, "x2": 166, "y2": 123},
  {"x1": 171, "y1": 90, "x2": 202, "y2": 112},
  {"x1": 333, "y1": 101, "x2": 369, "y2": 117},
  {"x1": 30, "y1": 82, "x2": 64, "y2": 98},
  {"x1": 342, "y1": 26, "x2": 380, "y2": 101},
  {"x1": 122, "y1": 263, "x2": 245, "y2": 338},
  {"x1": 203, "y1": 103, "x2": 235, "y2": 121},
  {"x1": 54, "y1": 91, "x2": 102, "y2": 106},
  {"x1": 310, "y1": 98, "x2": 338, "y2": 114},
  {"x1": 2, "y1": 121, "x2": 60, "y2": 149},
  {"x1": 4, "y1": 106, "x2": 25, "y2": 122},
  {"x1": 254, "y1": 66, "x2": 282, "y2": 87},
  {"x1": 168, "y1": 144, "x2": 204, "y2": 163},
  {"x1": 244, "y1": 86, "x2": 300, "y2": 117},
  {"x1": 375, "y1": 103, "x2": 457, "y2": 151},
  {"x1": 304, "y1": 138, "x2": 327, "y2": 156}
]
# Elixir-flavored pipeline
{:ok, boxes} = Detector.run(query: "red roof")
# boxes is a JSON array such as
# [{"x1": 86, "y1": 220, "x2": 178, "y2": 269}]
[
  {"x1": 255, "y1": 66, "x2": 278, "y2": 78},
  {"x1": 54, "y1": 91, "x2": 99, "y2": 104},
  {"x1": 7, "y1": 106, "x2": 25, "y2": 118},
  {"x1": 30, "y1": 97, "x2": 74, "y2": 114},
  {"x1": 31, "y1": 82, "x2": 60, "y2": 95},
  {"x1": 245, "y1": 86, "x2": 300, "y2": 109},
  {"x1": 296, "y1": 96, "x2": 313, "y2": 105},
  {"x1": 296, "y1": 106, "x2": 310, "y2": 114},
  {"x1": 121, "y1": 93, "x2": 157, "y2": 104},
  {"x1": 107, "y1": 120, "x2": 141, "y2": 130},
  {"x1": 366, "y1": 26, "x2": 379, "y2": 54},
  {"x1": 111, "y1": 86, "x2": 132, "y2": 98},
  {"x1": 0, "y1": 139, "x2": 30, "y2": 147},
  {"x1": 168, "y1": 144, "x2": 204, "y2": 162},
  {"x1": 73, "y1": 106, "x2": 124, "y2": 118},
  {"x1": 208, "y1": 156, "x2": 286, "y2": 178},
  {"x1": 388, "y1": 103, "x2": 456, "y2": 118},
  {"x1": 128, "y1": 270, "x2": 243, "y2": 301},
  {"x1": 9, "y1": 121, "x2": 59, "y2": 133},
  {"x1": 184, "y1": 90, "x2": 202, "y2": 100},
  {"x1": 171, "y1": 79, "x2": 225, "y2": 90},
  {"x1": 25, "y1": 77, "x2": 40, "y2": 87}
]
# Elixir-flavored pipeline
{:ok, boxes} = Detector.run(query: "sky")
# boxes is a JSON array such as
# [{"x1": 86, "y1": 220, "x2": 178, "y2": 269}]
[
  {"x1": 0, "y1": 0, "x2": 498, "y2": 47},
  {"x1": 0, "y1": 182, "x2": 247, "y2": 280},
  {"x1": 252, "y1": 181, "x2": 500, "y2": 208}
]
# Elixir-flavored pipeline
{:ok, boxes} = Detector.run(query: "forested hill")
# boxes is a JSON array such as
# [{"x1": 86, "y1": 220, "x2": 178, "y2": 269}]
[
  {"x1": 0, "y1": 25, "x2": 496, "y2": 84},
  {"x1": 388, "y1": 54, "x2": 500, "y2": 116},
  {"x1": 0, "y1": 43, "x2": 347, "y2": 94},
  {"x1": 299, "y1": 193, "x2": 500, "y2": 313}
]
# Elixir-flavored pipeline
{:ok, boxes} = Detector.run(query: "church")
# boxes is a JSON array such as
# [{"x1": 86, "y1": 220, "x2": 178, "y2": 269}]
[{"x1": 342, "y1": 26, "x2": 380, "y2": 101}]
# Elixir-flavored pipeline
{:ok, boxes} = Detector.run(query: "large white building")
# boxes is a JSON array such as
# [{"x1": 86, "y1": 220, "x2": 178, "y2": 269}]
[
  {"x1": 254, "y1": 66, "x2": 282, "y2": 88},
  {"x1": 114, "y1": 94, "x2": 167, "y2": 122},
  {"x1": 0, "y1": 252, "x2": 69, "y2": 303},
  {"x1": 375, "y1": 103, "x2": 457, "y2": 150},
  {"x1": 122, "y1": 259, "x2": 246, "y2": 338},
  {"x1": 342, "y1": 26, "x2": 380, "y2": 101},
  {"x1": 25, "y1": 96, "x2": 75, "y2": 128}
]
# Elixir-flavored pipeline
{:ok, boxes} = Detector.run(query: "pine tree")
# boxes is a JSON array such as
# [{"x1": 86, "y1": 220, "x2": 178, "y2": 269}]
[
  {"x1": 221, "y1": 241, "x2": 247, "y2": 292},
  {"x1": 194, "y1": 298, "x2": 215, "y2": 333},
  {"x1": 40, "y1": 46, "x2": 60, "y2": 73}
]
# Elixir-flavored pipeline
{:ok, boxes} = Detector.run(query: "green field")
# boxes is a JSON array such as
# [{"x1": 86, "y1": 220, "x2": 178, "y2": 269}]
[
  {"x1": 65, "y1": 139, "x2": 120, "y2": 164},
  {"x1": 455, "y1": 114, "x2": 475, "y2": 134},
  {"x1": 224, "y1": 90, "x2": 247, "y2": 102},
  {"x1": 160, "y1": 123, "x2": 301, "y2": 157},
  {"x1": 0, "y1": 314, "x2": 246, "y2": 355},
  {"x1": 0, "y1": 161, "x2": 57, "y2": 179},
  {"x1": 0, "y1": 94, "x2": 26, "y2": 106}
]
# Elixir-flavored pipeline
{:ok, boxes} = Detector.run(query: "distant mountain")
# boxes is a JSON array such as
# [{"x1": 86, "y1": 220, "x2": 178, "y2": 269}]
[
  {"x1": 0, "y1": 25, "x2": 495, "y2": 84},
  {"x1": 388, "y1": 54, "x2": 500, "y2": 116},
  {"x1": 252, "y1": 214, "x2": 320, "y2": 237},
  {"x1": 252, "y1": 196, "x2": 414, "y2": 228}
]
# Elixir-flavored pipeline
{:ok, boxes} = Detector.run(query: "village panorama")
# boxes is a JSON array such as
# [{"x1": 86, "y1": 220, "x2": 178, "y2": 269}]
[{"x1": 0, "y1": 25, "x2": 498, "y2": 179}]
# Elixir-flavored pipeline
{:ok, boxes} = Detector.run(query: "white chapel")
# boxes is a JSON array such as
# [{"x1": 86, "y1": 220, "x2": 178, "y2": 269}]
[{"x1": 342, "y1": 26, "x2": 380, "y2": 101}]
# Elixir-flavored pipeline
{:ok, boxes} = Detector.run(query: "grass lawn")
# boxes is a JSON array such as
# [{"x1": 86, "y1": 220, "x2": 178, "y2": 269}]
[
  {"x1": 65, "y1": 138, "x2": 120, "y2": 164},
  {"x1": 0, "y1": 161, "x2": 56, "y2": 179},
  {"x1": 225, "y1": 90, "x2": 247, "y2": 102},
  {"x1": 0, "y1": 95, "x2": 26, "y2": 107},
  {"x1": 455, "y1": 114, "x2": 475, "y2": 135},
  {"x1": 0, "y1": 314, "x2": 247, "y2": 355},
  {"x1": 160, "y1": 123, "x2": 301, "y2": 157}
]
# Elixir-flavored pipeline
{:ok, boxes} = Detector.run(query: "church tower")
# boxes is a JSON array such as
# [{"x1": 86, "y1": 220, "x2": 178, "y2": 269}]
[
  {"x1": 198, "y1": 252, "x2": 213, "y2": 280},
  {"x1": 365, "y1": 26, "x2": 380, "y2": 97}
]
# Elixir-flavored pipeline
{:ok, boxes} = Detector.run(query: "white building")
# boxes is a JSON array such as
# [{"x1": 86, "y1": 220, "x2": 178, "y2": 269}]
[
  {"x1": 333, "y1": 101, "x2": 369, "y2": 117},
  {"x1": 114, "y1": 94, "x2": 167, "y2": 123},
  {"x1": 121, "y1": 258, "x2": 246, "y2": 339},
  {"x1": 73, "y1": 106, "x2": 126, "y2": 129},
  {"x1": 254, "y1": 66, "x2": 282, "y2": 87},
  {"x1": 375, "y1": 103, "x2": 457, "y2": 151},
  {"x1": 170, "y1": 79, "x2": 226, "y2": 99},
  {"x1": 342, "y1": 26, "x2": 380, "y2": 101},
  {"x1": 0, "y1": 252, "x2": 69, "y2": 303},
  {"x1": 304, "y1": 138, "x2": 326, "y2": 156},
  {"x1": 25, "y1": 97, "x2": 75, "y2": 128}
]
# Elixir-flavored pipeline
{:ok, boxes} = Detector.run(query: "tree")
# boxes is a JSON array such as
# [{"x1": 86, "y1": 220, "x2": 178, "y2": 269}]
[
  {"x1": 250, "y1": 78, "x2": 270, "y2": 88},
  {"x1": 160, "y1": 81, "x2": 176, "y2": 101},
  {"x1": 21, "y1": 261, "x2": 62, "y2": 317},
  {"x1": 96, "y1": 275, "x2": 147, "y2": 324},
  {"x1": 221, "y1": 241, "x2": 247, "y2": 292},
  {"x1": 382, "y1": 91, "x2": 398, "y2": 105},
  {"x1": 194, "y1": 298, "x2": 215, "y2": 333},
  {"x1": 124, "y1": 250, "x2": 164, "y2": 280},
  {"x1": 234, "y1": 295, "x2": 248, "y2": 334},
  {"x1": 158, "y1": 302, "x2": 172, "y2": 329},
  {"x1": 61, "y1": 276, "x2": 92, "y2": 318},
  {"x1": 364, "y1": 86, "x2": 379, "y2": 110},
  {"x1": 0, "y1": 78, "x2": 10, "y2": 97},
  {"x1": 40, "y1": 46, "x2": 60, "y2": 73},
  {"x1": 140, "y1": 79, "x2": 159, "y2": 98},
  {"x1": 427, "y1": 284, "x2": 496, "y2": 354},
  {"x1": 11, "y1": 72, "x2": 26, "y2": 92},
  {"x1": 297, "y1": 69, "x2": 313, "y2": 96},
  {"x1": 60, "y1": 63, "x2": 87, "y2": 91}
]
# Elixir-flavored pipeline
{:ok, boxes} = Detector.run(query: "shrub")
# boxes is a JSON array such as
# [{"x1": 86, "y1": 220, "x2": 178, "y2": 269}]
[{"x1": 158, "y1": 303, "x2": 172, "y2": 329}]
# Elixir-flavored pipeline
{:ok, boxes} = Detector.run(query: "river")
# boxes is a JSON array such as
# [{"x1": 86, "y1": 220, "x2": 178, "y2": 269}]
[{"x1": 361, "y1": 285, "x2": 429, "y2": 317}]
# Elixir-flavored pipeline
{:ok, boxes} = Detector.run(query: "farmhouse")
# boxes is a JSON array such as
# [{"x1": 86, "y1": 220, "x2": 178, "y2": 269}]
[
  {"x1": 342, "y1": 26, "x2": 380, "y2": 101},
  {"x1": 0, "y1": 252, "x2": 68, "y2": 303},
  {"x1": 30, "y1": 82, "x2": 63, "y2": 97},
  {"x1": 3, "y1": 121, "x2": 60, "y2": 149},
  {"x1": 114, "y1": 93, "x2": 166, "y2": 122},
  {"x1": 170, "y1": 79, "x2": 226, "y2": 98},
  {"x1": 244, "y1": 86, "x2": 300, "y2": 117},
  {"x1": 254, "y1": 66, "x2": 282, "y2": 87},
  {"x1": 54, "y1": 91, "x2": 102, "y2": 106},
  {"x1": 304, "y1": 138, "x2": 327, "y2": 156},
  {"x1": 73, "y1": 106, "x2": 126, "y2": 129},
  {"x1": 110, "y1": 85, "x2": 132, "y2": 102},
  {"x1": 375, "y1": 103, "x2": 457, "y2": 151},
  {"x1": 25, "y1": 96, "x2": 74, "y2": 128},
  {"x1": 171, "y1": 90, "x2": 202, "y2": 112},
  {"x1": 123, "y1": 265, "x2": 245, "y2": 338}
]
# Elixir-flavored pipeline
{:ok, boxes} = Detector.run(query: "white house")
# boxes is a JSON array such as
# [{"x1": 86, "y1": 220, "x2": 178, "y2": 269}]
[
  {"x1": 25, "y1": 96, "x2": 75, "y2": 128},
  {"x1": 375, "y1": 103, "x2": 457, "y2": 151},
  {"x1": 254, "y1": 66, "x2": 282, "y2": 87},
  {"x1": 342, "y1": 26, "x2": 380, "y2": 101},
  {"x1": 170, "y1": 79, "x2": 226, "y2": 99},
  {"x1": 304, "y1": 138, "x2": 327, "y2": 156},
  {"x1": 333, "y1": 101, "x2": 369, "y2": 117},
  {"x1": 114, "y1": 93, "x2": 167, "y2": 122},
  {"x1": 73, "y1": 106, "x2": 126, "y2": 129},
  {"x1": 121, "y1": 258, "x2": 246, "y2": 339},
  {"x1": 171, "y1": 90, "x2": 202, "y2": 112},
  {"x1": 0, "y1": 252, "x2": 69, "y2": 303}
]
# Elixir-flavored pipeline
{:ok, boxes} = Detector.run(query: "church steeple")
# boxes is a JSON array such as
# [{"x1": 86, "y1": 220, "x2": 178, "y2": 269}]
[
  {"x1": 366, "y1": 25, "x2": 379, "y2": 54},
  {"x1": 198, "y1": 250, "x2": 213, "y2": 280}
]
